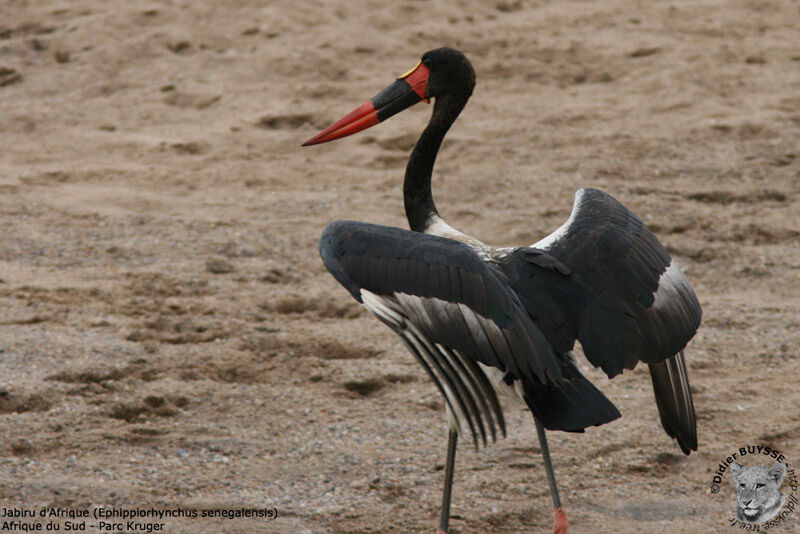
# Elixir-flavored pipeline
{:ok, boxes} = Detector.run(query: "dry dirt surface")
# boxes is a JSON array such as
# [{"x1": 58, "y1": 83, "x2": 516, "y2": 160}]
[{"x1": 1, "y1": 0, "x2": 799, "y2": 533}]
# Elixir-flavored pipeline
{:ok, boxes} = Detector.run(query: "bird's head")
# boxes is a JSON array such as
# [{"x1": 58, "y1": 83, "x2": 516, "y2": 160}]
[
  {"x1": 302, "y1": 47, "x2": 475, "y2": 146},
  {"x1": 419, "y1": 47, "x2": 475, "y2": 101}
]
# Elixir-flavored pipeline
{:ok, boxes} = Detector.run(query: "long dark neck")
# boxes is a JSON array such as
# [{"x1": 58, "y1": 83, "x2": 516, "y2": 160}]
[{"x1": 404, "y1": 92, "x2": 469, "y2": 232}]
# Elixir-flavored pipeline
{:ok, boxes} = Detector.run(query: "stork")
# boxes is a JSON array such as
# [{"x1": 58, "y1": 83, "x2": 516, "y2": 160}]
[{"x1": 303, "y1": 47, "x2": 701, "y2": 533}]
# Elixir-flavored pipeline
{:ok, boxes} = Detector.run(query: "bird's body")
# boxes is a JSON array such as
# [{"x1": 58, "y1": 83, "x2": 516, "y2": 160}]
[{"x1": 305, "y1": 47, "x2": 701, "y2": 533}]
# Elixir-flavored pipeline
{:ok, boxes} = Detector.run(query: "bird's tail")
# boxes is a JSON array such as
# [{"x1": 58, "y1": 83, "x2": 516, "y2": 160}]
[
  {"x1": 648, "y1": 351, "x2": 697, "y2": 454},
  {"x1": 523, "y1": 356, "x2": 621, "y2": 432}
]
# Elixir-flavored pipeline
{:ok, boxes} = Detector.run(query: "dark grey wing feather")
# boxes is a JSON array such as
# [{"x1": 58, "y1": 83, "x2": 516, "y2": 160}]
[
  {"x1": 504, "y1": 188, "x2": 701, "y2": 453},
  {"x1": 648, "y1": 351, "x2": 697, "y2": 453}
]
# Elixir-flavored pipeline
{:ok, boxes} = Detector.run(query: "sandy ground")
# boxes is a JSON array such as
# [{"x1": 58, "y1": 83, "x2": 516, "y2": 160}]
[{"x1": 1, "y1": 0, "x2": 799, "y2": 532}]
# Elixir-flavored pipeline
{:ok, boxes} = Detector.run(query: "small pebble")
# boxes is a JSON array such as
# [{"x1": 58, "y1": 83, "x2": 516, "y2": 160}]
[{"x1": 206, "y1": 256, "x2": 234, "y2": 274}]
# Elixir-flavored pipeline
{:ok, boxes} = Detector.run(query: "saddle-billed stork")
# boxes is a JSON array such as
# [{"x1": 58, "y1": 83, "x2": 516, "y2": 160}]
[{"x1": 303, "y1": 47, "x2": 701, "y2": 533}]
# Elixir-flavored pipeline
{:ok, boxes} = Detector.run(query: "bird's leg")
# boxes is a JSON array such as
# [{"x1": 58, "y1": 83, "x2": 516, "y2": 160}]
[
  {"x1": 534, "y1": 416, "x2": 568, "y2": 534},
  {"x1": 436, "y1": 429, "x2": 458, "y2": 534}
]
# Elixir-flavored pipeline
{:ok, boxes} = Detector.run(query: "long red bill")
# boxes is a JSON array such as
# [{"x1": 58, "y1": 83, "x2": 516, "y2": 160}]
[{"x1": 303, "y1": 60, "x2": 430, "y2": 146}]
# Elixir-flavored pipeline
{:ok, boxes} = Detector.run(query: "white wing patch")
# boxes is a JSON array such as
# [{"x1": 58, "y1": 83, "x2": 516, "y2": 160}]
[
  {"x1": 476, "y1": 362, "x2": 525, "y2": 400},
  {"x1": 424, "y1": 214, "x2": 489, "y2": 250},
  {"x1": 360, "y1": 289, "x2": 404, "y2": 327},
  {"x1": 532, "y1": 189, "x2": 585, "y2": 250},
  {"x1": 652, "y1": 260, "x2": 688, "y2": 312}
]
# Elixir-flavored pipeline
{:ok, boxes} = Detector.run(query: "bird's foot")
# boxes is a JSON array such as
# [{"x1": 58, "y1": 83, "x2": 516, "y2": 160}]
[{"x1": 553, "y1": 506, "x2": 568, "y2": 534}]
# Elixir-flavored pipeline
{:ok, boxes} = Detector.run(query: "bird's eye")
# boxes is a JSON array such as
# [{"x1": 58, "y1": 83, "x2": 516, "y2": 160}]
[
  {"x1": 756, "y1": 483, "x2": 765, "y2": 488},
  {"x1": 422, "y1": 55, "x2": 432, "y2": 67},
  {"x1": 739, "y1": 483, "x2": 745, "y2": 488}
]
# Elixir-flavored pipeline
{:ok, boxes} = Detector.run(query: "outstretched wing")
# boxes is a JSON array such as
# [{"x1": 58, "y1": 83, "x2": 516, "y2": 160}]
[
  {"x1": 511, "y1": 187, "x2": 701, "y2": 375},
  {"x1": 503, "y1": 187, "x2": 701, "y2": 451},
  {"x1": 320, "y1": 220, "x2": 562, "y2": 383},
  {"x1": 319, "y1": 220, "x2": 620, "y2": 444}
]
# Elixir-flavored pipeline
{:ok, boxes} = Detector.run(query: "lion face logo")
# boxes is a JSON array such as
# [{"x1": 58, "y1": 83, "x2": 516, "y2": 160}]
[{"x1": 730, "y1": 462, "x2": 787, "y2": 523}]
